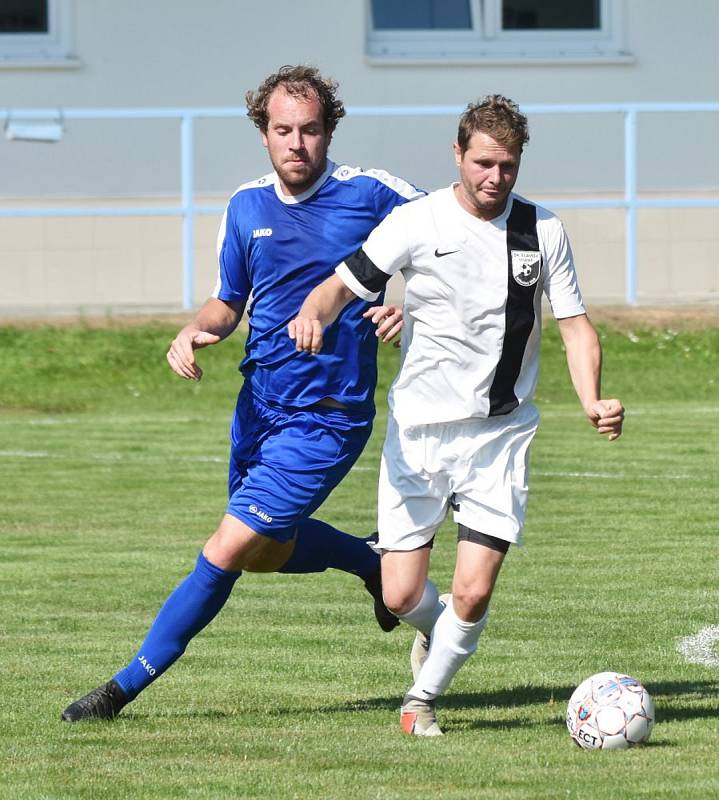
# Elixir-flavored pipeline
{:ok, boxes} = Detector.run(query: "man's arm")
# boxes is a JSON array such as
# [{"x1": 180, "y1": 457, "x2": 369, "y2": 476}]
[
  {"x1": 288, "y1": 274, "x2": 357, "y2": 355},
  {"x1": 290, "y1": 205, "x2": 412, "y2": 354},
  {"x1": 167, "y1": 297, "x2": 246, "y2": 380},
  {"x1": 557, "y1": 313, "x2": 624, "y2": 441}
]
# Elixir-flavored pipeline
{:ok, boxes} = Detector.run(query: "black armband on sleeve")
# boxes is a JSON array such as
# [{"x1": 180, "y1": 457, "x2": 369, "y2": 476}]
[{"x1": 345, "y1": 247, "x2": 390, "y2": 293}]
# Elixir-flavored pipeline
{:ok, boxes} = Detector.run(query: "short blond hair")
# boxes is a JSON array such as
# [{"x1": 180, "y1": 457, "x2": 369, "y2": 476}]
[{"x1": 457, "y1": 95, "x2": 529, "y2": 154}]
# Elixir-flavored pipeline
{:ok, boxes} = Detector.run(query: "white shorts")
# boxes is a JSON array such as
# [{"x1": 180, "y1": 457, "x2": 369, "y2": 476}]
[{"x1": 377, "y1": 402, "x2": 540, "y2": 551}]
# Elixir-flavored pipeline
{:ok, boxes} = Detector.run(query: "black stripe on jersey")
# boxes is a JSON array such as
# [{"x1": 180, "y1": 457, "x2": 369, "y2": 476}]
[
  {"x1": 345, "y1": 247, "x2": 391, "y2": 293},
  {"x1": 488, "y1": 199, "x2": 542, "y2": 417}
]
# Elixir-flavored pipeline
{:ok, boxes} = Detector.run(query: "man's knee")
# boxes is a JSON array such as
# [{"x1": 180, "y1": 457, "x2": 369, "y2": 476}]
[
  {"x1": 380, "y1": 545, "x2": 432, "y2": 616},
  {"x1": 451, "y1": 581, "x2": 493, "y2": 621},
  {"x1": 204, "y1": 514, "x2": 295, "y2": 573},
  {"x1": 381, "y1": 564, "x2": 429, "y2": 616},
  {"x1": 240, "y1": 538, "x2": 295, "y2": 572},
  {"x1": 382, "y1": 584, "x2": 425, "y2": 617}
]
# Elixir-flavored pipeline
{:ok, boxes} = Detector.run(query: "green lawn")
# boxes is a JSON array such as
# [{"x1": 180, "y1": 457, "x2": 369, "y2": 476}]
[{"x1": 1, "y1": 319, "x2": 717, "y2": 799}]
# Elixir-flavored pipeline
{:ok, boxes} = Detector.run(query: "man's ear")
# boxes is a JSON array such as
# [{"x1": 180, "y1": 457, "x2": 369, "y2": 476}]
[{"x1": 453, "y1": 142, "x2": 462, "y2": 167}]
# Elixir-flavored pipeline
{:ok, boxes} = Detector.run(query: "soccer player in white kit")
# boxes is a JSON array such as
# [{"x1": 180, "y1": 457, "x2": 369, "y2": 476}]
[{"x1": 289, "y1": 95, "x2": 625, "y2": 736}]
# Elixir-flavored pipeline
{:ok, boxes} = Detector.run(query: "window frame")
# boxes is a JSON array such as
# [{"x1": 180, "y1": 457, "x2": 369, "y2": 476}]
[
  {"x1": 366, "y1": 0, "x2": 631, "y2": 64},
  {"x1": 0, "y1": 0, "x2": 79, "y2": 68}
]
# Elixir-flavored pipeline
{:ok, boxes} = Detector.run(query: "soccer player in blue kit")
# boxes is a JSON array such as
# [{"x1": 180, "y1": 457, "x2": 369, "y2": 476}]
[{"x1": 62, "y1": 65, "x2": 423, "y2": 722}]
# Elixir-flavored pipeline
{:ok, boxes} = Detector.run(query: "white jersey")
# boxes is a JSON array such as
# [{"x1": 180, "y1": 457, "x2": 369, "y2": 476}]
[{"x1": 336, "y1": 186, "x2": 585, "y2": 426}]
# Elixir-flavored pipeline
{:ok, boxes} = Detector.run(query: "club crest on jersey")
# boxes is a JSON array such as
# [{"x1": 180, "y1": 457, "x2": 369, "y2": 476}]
[{"x1": 511, "y1": 250, "x2": 542, "y2": 287}]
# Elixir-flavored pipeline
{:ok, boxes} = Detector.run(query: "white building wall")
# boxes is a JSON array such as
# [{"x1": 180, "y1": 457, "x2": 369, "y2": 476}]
[{"x1": 1, "y1": 0, "x2": 717, "y2": 313}]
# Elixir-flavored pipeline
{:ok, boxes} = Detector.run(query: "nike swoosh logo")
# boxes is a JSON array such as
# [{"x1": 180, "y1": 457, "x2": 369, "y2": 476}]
[{"x1": 434, "y1": 248, "x2": 460, "y2": 258}]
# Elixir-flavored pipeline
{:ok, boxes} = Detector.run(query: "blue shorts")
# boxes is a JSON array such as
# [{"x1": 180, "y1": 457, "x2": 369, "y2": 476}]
[{"x1": 226, "y1": 384, "x2": 374, "y2": 542}]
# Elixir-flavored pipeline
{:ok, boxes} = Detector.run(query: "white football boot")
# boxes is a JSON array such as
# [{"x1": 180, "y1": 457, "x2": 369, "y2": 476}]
[{"x1": 400, "y1": 695, "x2": 443, "y2": 737}]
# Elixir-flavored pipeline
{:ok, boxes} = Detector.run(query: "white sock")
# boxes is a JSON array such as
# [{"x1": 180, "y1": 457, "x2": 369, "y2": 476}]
[
  {"x1": 398, "y1": 579, "x2": 444, "y2": 636},
  {"x1": 408, "y1": 597, "x2": 488, "y2": 701}
]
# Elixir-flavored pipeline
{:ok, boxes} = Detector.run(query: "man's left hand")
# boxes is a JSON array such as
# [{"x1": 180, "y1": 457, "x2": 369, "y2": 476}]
[
  {"x1": 363, "y1": 304, "x2": 403, "y2": 345},
  {"x1": 587, "y1": 399, "x2": 625, "y2": 441}
]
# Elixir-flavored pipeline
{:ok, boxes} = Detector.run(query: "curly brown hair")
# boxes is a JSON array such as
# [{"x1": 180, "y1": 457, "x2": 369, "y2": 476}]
[
  {"x1": 457, "y1": 95, "x2": 529, "y2": 154},
  {"x1": 245, "y1": 65, "x2": 346, "y2": 134}
]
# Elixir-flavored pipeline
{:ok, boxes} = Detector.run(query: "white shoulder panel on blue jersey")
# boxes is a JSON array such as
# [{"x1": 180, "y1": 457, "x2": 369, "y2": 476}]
[
  {"x1": 331, "y1": 164, "x2": 424, "y2": 201},
  {"x1": 330, "y1": 164, "x2": 364, "y2": 182},
  {"x1": 229, "y1": 171, "x2": 276, "y2": 199},
  {"x1": 215, "y1": 209, "x2": 228, "y2": 262}
]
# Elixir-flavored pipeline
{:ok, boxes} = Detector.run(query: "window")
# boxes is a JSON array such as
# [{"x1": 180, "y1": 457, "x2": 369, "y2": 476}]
[
  {"x1": 0, "y1": 0, "x2": 48, "y2": 32},
  {"x1": 0, "y1": 0, "x2": 78, "y2": 67},
  {"x1": 502, "y1": 0, "x2": 600, "y2": 30},
  {"x1": 372, "y1": 0, "x2": 473, "y2": 30},
  {"x1": 367, "y1": 0, "x2": 630, "y2": 63}
]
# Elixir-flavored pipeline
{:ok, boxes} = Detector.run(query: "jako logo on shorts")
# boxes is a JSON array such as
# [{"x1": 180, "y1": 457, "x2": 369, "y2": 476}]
[{"x1": 249, "y1": 504, "x2": 273, "y2": 523}]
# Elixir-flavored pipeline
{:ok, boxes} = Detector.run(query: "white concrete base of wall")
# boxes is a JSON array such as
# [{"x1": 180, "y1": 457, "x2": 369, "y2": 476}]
[{"x1": 1, "y1": 194, "x2": 717, "y2": 318}]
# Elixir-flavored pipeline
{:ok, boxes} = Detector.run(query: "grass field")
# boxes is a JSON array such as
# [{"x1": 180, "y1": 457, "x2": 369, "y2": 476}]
[{"x1": 1, "y1": 317, "x2": 718, "y2": 799}]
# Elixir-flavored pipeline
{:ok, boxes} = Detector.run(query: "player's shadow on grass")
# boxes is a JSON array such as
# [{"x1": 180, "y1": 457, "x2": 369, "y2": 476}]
[
  {"x1": 118, "y1": 679, "x2": 719, "y2": 725},
  {"x1": 644, "y1": 679, "x2": 719, "y2": 724},
  {"x1": 328, "y1": 685, "x2": 565, "y2": 731},
  {"x1": 328, "y1": 678, "x2": 719, "y2": 729}
]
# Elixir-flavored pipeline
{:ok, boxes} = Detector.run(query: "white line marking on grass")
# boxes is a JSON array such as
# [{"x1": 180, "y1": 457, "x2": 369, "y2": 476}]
[
  {"x1": 533, "y1": 469, "x2": 695, "y2": 480},
  {"x1": 0, "y1": 448, "x2": 373, "y2": 470},
  {"x1": 1, "y1": 405, "x2": 718, "y2": 429},
  {"x1": 677, "y1": 626, "x2": 719, "y2": 667},
  {"x1": 0, "y1": 450, "x2": 225, "y2": 464},
  {"x1": 26, "y1": 417, "x2": 83, "y2": 426},
  {"x1": 0, "y1": 451, "x2": 696, "y2": 479},
  {"x1": 628, "y1": 406, "x2": 719, "y2": 416},
  {"x1": 538, "y1": 405, "x2": 719, "y2": 418},
  {"x1": 0, "y1": 450, "x2": 51, "y2": 458},
  {"x1": 0, "y1": 415, "x2": 213, "y2": 427},
  {"x1": 537, "y1": 469, "x2": 619, "y2": 479}
]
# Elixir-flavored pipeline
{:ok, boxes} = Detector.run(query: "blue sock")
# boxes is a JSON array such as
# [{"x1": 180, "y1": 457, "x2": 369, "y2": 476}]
[
  {"x1": 113, "y1": 552, "x2": 241, "y2": 700},
  {"x1": 279, "y1": 518, "x2": 379, "y2": 579}
]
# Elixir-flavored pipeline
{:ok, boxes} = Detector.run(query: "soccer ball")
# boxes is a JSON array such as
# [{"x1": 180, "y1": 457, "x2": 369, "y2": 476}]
[{"x1": 566, "y1": 672, "x2": 655, "y2": 750}]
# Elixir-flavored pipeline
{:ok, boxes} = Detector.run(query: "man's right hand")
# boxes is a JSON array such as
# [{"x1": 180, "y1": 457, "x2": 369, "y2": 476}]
[
  {"x1": 288, "y1": 275, "x2": 358, "y2": 355},
  {"x1": 166, "y1": 327, "x2": 221, "y2": 380}
]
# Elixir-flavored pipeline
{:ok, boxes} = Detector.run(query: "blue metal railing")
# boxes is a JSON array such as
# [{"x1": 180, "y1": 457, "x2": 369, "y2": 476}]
[{"x1": 2, "y1": 102, "x2": 719, "y2": 307}]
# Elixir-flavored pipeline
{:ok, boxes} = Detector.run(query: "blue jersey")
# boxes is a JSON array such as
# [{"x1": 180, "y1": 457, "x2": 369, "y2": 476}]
[{"x1": 213, "y1": 160, "x2": 423, "y2": 412}]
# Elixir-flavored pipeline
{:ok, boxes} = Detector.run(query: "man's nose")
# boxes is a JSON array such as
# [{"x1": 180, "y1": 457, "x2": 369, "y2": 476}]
[
  {"x1": 486, "y1": 165, "x2": 501, "y2": 183},
  {"x1": 289, "y1": 130, "x2": 304, "y2": 151}
]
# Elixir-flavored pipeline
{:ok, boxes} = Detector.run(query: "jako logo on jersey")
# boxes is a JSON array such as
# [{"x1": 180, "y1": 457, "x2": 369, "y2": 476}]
[
  {"x1": 511, "y1": 250, "x2": 542, "y2": 287},
  {"x1": 137, "y1": 655, "x2": 156, "y2": 676},
  {"x1": 252, "y1": 228, "x2": 273, "y2": 238},
  {"x1": 249, "y1": 504, "x2": 273, "y2": 523}
]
